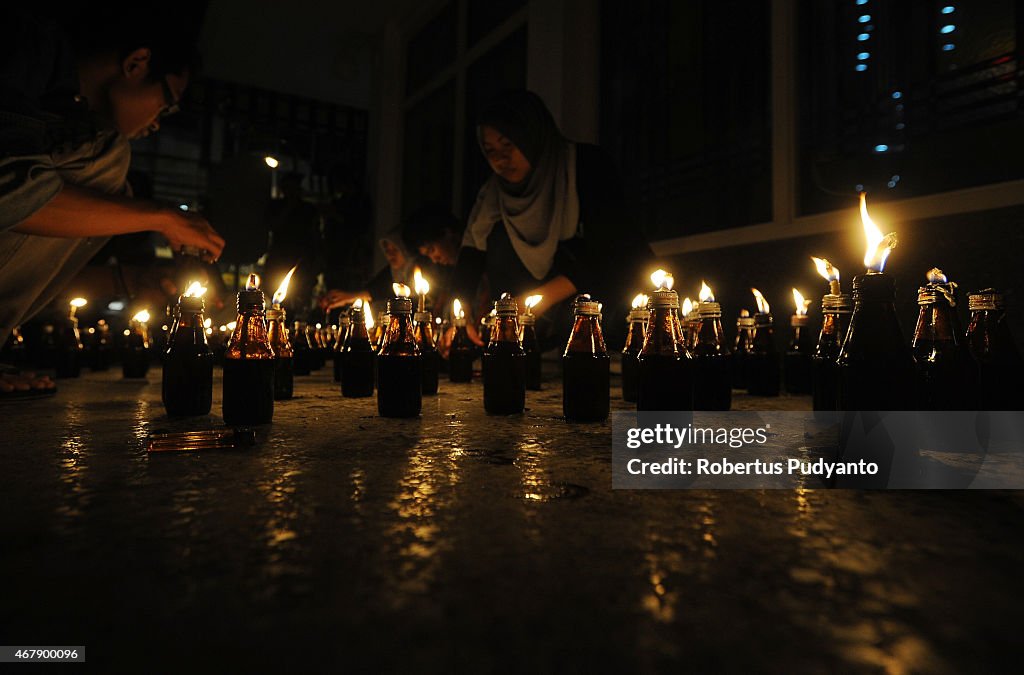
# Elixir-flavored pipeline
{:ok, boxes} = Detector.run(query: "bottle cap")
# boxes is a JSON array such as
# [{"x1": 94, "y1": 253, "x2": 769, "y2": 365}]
[
  {"x1": 754, "y1": 312, "x2": 773, "y2": 327},
  {"x1": 852, "y1": 272, "x2": 896, "y2": 301},
  {"x1": 237, "y1": 289, "x2": 265, "y2": 312},
  {"x1": 179, "y1": 296, "x2": 205, "y2": 313},
  {"x1": 737, "y1": 315, "x2": 755, "y2": 328},
  {"x1": 968, "y1": 289, "x2": 1004, "y2": 311},
  {"x1": 574, "y1": 296, "x2": 601, "y2": 316},
  {"x1": 519, "y1": 313, "x2": 536, "y2": 326},
  {"x1": 821, "y1": 293, "x2": 852, "y2": 313},
  {"x1": 790, "y1": 314, "x2": 808, "y2": 327},
  {"x1": 697, "y1": 301, "x2": 722, "y2": 318},
  {"x1": 265, "y1": 306, "x2": 286, "y2": 321},
  {"x1": 628, "y1": 308, "x2": 648, "y2": 322},
  {"x1": 414, "y1": 310, "x2": 432, "y2": 324},
  {"x1": 649, "y1": 288, "x2": 679, "y2": 309},
  {"x1": 494, "y1": 293, "x2": 518, "y2": 316},
  {"x1": 388, "y1": 297, "x2": 413, "y2": 314}
]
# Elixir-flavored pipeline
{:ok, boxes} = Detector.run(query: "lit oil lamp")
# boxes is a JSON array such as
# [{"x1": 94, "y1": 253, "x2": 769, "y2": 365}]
[
  {"x1": 733, "y1": 308, "x2": 755, "y2": 390},
  {"x1": 520, "y1": 294, "x2": 543, "y2": 390},
  {"x1": 267, "y1": 267, "x2": 297, "y2": 400},
  {"x1": 680, "y1": 297, "x2": 695, "y2": 349},
  {"x1": 377, "y1": 283, "x2": 422, "y2": 417},
  {"x1": 222, "y1": 273, "x2": 276, "y2": 425},
  {"x1": 449, "y1": 298, "x2": 475, "y2": 383},
  {"x1": 911, "y1": 267, "x2": 976, "y2": 409},
  {"x1": 340, "y1": 298, "x2": 375, "y2": 398},
  {"x1": 637, "y1": 269, "x2": 693, "y2": 411},
  {"x1": 692, "y1": 281, "x2": 731, "y2": 410},
  {"x1": 966, "y1": 288, "x2": 1024, "y2": 409},
  {"x1": 809, "y1": 257, "x2": 851, "y2": 411},
  {"x1": 482, "y1": 293, "x2": 526, "y2": 415},
  {"x1": 747, "y1": 288, "x2": 780, "y2": 396},
  {"x1": 784, "y1": 288, "x2": 814, "y2": 395},
  {"x1": 162, "y1": 281, "x2": 213, "y2": 416},
  {"x1": 56, "y1": 297, "x2": 87, "y2": 378},
  {"x1": 621, "y1": 293, "x2": 649, "y2": 403},
  {"x1": 411, "y1": 273, "x2": 439, "y2": 395},
  {"x1": 563, "y1": 294, "x2": 610, "y2": 422}
]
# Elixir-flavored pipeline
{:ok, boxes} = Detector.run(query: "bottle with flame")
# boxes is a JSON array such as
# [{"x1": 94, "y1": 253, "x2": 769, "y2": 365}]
[
  {"x1": 837, "y1": 193, "x2": 914, "y2": 410},
  {"x1": 638, "y1": 271, "x2": 694, "y2": 411},
  {"x1": 520, "y1": 294, "x2": 543, "y2": 390},
  {"x1": 123, "y1": 308, "x2": 152, "y2": 378},
  {"x1": 340, "y1": 299, "x2": 375, "y2": 398},
  {"x1": 267, "y1": 267, "x2": 297, "y2": 401},
  {"x1": 747, "y1": 288, "x2": 780, "y2": 396},
  {"x1": 809, "y1": 257, "x2": 851, "y2": 412},
  {"x1": 483, "y1": 293, "x2": 526, "y2": 414},
  {"x1": 222, "y1": 273, "x2": 276, "y2": 426},
  {"x1": 562, "y1": 295, "x2": 610, "y2": 422},
  {"x1": 290, "y1": 320, "x2": 315, "y2": 375},
  {"x1": 305, "y1": 322, "x2": 326, "y2": 370},
  {"x1": 733, "y1": 309, "x2": 755, "y2": 390},
  {"x1": 377, "y1": 284, "x2": 422, "y2": 417},
  {"x1": 621, "y1": 293, "x2": 649, "y2": 402},
  {"x1": 784, "y1": 288, "x2": 814, "y2": 395},
  {"x1": 413, "y1": 273, "x2": 440, "y2": 395},
  {"x1": 89, "y1": 319, "x2": 112, "y2": 372},
  {"x1": 692, "y1": 282, "x2": 731, "y2": 410},
  {"x1": 162, "y1": 281, "x2": 213, "y2": 416},
  {"x1": 965, "y1": 289, "x2": 1024, "y2": 410},
  {"x1": 56, "y1": 298, "x2": 87, "y2": 378},
  {"x1": 911, "y1": 268, "x2": 977, "y2": 410},
  {"x1": 333, "y1": 308, "x2": 352, "y2": 383},
  {"x1": 449, "y1": 299, "x2": 476, "y2": 383}
]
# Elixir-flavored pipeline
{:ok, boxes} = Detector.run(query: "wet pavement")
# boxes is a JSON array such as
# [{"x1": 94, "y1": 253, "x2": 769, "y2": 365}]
[{"x1": 1, "y1": 361, "x2": 1023, "y2": 673}]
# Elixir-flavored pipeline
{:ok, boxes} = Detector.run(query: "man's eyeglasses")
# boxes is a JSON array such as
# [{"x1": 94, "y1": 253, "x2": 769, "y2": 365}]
[{"x1": 160, "y1": 77, "x2": 181, "y2": 118}]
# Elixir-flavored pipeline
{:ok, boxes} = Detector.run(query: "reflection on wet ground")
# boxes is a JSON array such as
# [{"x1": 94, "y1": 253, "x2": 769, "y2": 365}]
[{"x1": 1, "y1": 367, "x2": 1022, "y2": 672}]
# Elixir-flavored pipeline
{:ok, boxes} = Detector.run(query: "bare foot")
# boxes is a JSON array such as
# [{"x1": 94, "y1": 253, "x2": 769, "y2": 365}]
[{"x1": 0, "y1": 372, "x2": 56, "y2": 393}]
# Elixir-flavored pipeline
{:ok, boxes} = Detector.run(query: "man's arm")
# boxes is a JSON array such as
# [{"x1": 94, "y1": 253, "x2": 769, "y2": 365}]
[{"x1": 12, "y1": 183, "x2": 225, "y2": 258}]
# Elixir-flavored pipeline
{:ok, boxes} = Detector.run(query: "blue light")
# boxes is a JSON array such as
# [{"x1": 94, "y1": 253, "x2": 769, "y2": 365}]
[
  {"x1": 891, "y1": 174, "x2": 901, "y2": 182},
  {"x1": 941, "y1": 6, "x2": 955, "y2": 14},
  {"x1": 874, "y1": 144, "x2": 889, "y2": 152},
  {"x1": 892, "y1": 91, "x2": 902, "y2": 99},
  {"x1": 895, "y1": 122, "x2": 906, "y2": 130},
  {"x1": 855, "y1": 64, "x2": 868, "y2": 72},
  {"x1": 942, "y1": 43, "x2": 956, "y2": 51},
  {"x1": 859, "y1": 14, "x2": 871, "y2": 23},
  {"x1": 855, "y1": 184, "x2": 865, "y2": 192},
  {"x1": 940, "y1": 24, "x2": 956, "y2": 34},
  {"x1": 857, "y1": 52, "x2": 870, "y2": 60},
  {"x1": 887, "y1": 181, "x2": 896, "y2": 188},
  {"x1": 858, "y1": 33, "x2": 870, "y2": 41},
  {"x1": 856, "y1": 0, "x2": 868, "y2": 5}
]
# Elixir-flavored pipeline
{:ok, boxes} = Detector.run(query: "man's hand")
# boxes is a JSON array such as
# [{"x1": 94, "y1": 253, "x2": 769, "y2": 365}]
[
  {"x1": 160, "y1": 210, "x2": 225, "y2": 261},
  {"x1": 320, "y1": 289, "x2": 366, "y2": 311}
]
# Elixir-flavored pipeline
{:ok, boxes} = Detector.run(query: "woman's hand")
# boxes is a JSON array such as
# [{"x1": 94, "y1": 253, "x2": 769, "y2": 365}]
[
  {"x1": 160, "y1": 209, "x2": 225, "y2": 261},
  {"x1": 521, "y1": 276, "x2": 578, "y2": 316},
  {"x1": 319, "y1": 289, "x2": 365, "y2": 311}
]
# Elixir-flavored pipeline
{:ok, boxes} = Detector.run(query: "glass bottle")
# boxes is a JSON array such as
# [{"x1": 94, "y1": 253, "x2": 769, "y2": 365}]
[
  {"x1": 811, "y1": 293, "x2": 852, "y2": 411},
  {"x1": 306, "y1": 323, "x2": 325, "y2": 370},
  {"x1": 162, "y1": 293, "x2": 213, "y2": 416},
  {"x1": 90, "y1": 320, "x2": 112, "y2": 371},
  {"x1": 837, "y1": 273, "x2": 915, "y2": 410},
  {"x1": 266, "y1": 304, "x2": 294, "y2": 401},
  {"x1": 748, "y1": 312, "x2": 780, "y2": 397},
  {"x1": 966, "y1": 289, "x2": 1024, "y2": 410},
  {"x1": 637, "y1": 289, "x2": 694, "y2": 410},
  {"x1": 563, "y1": 296, "x2": 610, "y2": 422},
  {"x1": 519, "y1": 311, "x2": 542, "y2": 390},
  {"x1": 333, "y1": 313, "x2": 351, "y2": 382},
  {"x1": 122, "y1": 319, "x2": 151, "y2": 379},
  {"x1": 692, "y1": 299, "x2": 732, "y2": 410},
  {"x1": 911, "y1": 272, "x2": 976, "y2": 410},
  {"x1": 341, "y1": 304, "x2": 375, "y2": 398},
  {"x1": 291, "y1": 321, "x2": 314, "y2": 376},
  {"x1": 2, "y1": 326, "x2": 28, "y2": 368},
  {"x1": 373, "y1": 313, "x2": 388, "y2": 354},
  {"x1": 222, "y1": 275, "x2": 276, "y2": 426},
  {"x1": 449, "y1": 311, "x2": 475, "y2": 383},
  {"x1": 732, "y1": 310, "x2": 755, "y2": 390},
  {"x1": 621, "y1": 306, "x2": 647, "y2": 402},
  {"x1": 55, "y1": 315, "x2": 83, "y2": 379},
  {"x1": 483, "y1": 294, "x2": 526, "y2": 414},
  {"x1": 784, "y1": 313, "x2": 815, "y2": 395},
  {"x1": 377, "y1": 296, "x2": 422, "y2": 417},
  {"x1": 414, "y1": 309, "x2": 439, "y2": 395}
]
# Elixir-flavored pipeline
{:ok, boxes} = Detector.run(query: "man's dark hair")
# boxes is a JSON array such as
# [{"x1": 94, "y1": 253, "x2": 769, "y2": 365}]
[{"x1": 401, "y1": 203, "x2": 462, "y2": 252}]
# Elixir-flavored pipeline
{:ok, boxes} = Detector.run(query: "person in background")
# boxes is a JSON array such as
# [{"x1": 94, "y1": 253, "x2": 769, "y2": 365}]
[{"x1": 450, "y1": 89, "x2": 653, "y2": 350}]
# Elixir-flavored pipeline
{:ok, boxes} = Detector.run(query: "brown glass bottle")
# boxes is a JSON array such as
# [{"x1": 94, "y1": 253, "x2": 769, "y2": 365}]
[
  {"x1": 784, "y1": 314, "x2": 815, "y2": 394},
  {"x1": 90, "y1": 320, "x2": 112, "y2": 371},
  {"x1": 748, "y1": 313, "x2": 780, "y2": 396},
  {"x1": 333, "y1": 314, "x2": 351, "y2": 382},
  {"x1": 966, "y1": 289, "x2": 1024, "y2": 410},
  {"x1": 811, "y1": 294, "x2": 851, "y2": 411},
  {"x1": 377, "y1": 297, "x2": 422, "y2": 417},
  {"x1": 911, "y1": 279, "x2": 976, "y2": 410},
  {"x1": 621, "y1": 308, "x2": 646, "y2": 402},
  {"x1": 692, "y1": 301, "x2": 732, "y2": 410},
  {"x1": 162, "y1": 295, "x2": 213, "y2": 416},
  {"x1": 291, "y1": 321, "x2": 314, "y2": 376},
  {"x1": 122, "y1": 320, "x2": 151, "y2": 379},
  {"x1": 266, "y1": 305, "x2": 294, "y2": 401},
  {"x1": 449, "y1": 315, "x2": 475, "y2": 383},
  {"x1": 637, "y1": 290, "x2": 694, "y2": 410},
  {"x1": 222, "y1": 278, "x2": 276, "y2": 425},
  {"x1": 341, "y1": 308, "x2": 375, "y2": 398},
  {"x1": 732, "y1": 312, "x2": 755, "y2": 390},
  {"x1": 414, "y1": 310, "x2": 439, "y2": 395},
  {"x1": 306, "y1": 323, "x2": 325, "y2": 370},
  {"x1": 562, "y1": 297, "x2": 611, "y2": 422},
  {"x1": 519, "y1": 313, "x2": 542, "y2": 390},
  {"x1": 483, "y1": 294, "x2": 526, "y2": 414},
  {"x1": 837, "y1": 273, "x2": 915, "y2": 410}
]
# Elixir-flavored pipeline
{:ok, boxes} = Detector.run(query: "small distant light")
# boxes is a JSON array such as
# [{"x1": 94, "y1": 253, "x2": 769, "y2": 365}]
[
  {"x1": 87, "y1": 327, "x2": 95, "y2": 334},
  {"x1": 264, "y1": 156, "x2": 280, "y2": 169},
  {"x1": 887, "y1": 181, "x2": 897, "y2": 188},
  {"x1": 857, "y1": 52, "x2": 870, "y2": 60},
  {"x1": 857, "y1": 33, "x2": 870, "y2": 41},
  {"x1": 108, "y1": 301, "x2": 125, "y2": 311},
  {"x1": 858, "y1": 14, "x2": 871, "y2": 23},
  {"x1": 855, "y1": 184, "x2": 865, "y2": 192},
  {"x1": 942, "y1": 43, "x2": 956, "y2": 51},
  {"x1": 941, "y1": 6, "x2": 955, "y2": 14},
  {"x1": 855, "y1": 64, "x2": 868, "y2": 72},
  {"x1": 874, "y1": 144, "x2": 889, "y2": 152},
  {"x1": 891, "y1": 174, "x2": 901, "y2": 182},
  {"x1": 179, "y1": 204, "x2": 188, "y2": 211},
  {"x1": 895, "y1": 104, "x2": 904, "y2": 112},
  {"x1": 162, "y1": 325, "x2": 169, "y2": 331},
  {"x1": 940, "y1": 24, "x2": 956, "y2": 34},
  {"x1": 123, "y1": 329, "x2": 131, "y2": 337},
  {"x1": 895, "y1": 122, "x2": 906, "y2": 130},
  {"x1": 892, "y1": 91, "x2": 902, "y2": 99},
  {"x1": 856, "y1": 0, "x2": 868, "y2": 4}
]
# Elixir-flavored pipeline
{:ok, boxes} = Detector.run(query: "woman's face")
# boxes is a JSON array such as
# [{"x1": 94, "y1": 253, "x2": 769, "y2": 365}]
[{"x1": 480, "y1": 125, "x2": 531, "y2": 184}]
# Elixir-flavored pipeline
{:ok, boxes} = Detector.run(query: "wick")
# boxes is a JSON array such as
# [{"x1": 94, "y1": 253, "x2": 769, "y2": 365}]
[{"x1": 829, "y1": 280, "x2": 841, "y2": 296}]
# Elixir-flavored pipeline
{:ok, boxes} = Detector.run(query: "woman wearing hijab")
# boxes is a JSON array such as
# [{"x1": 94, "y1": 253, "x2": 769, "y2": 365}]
[{"x1": 451, "y1": 89, "x2": 653, "y2": 349}]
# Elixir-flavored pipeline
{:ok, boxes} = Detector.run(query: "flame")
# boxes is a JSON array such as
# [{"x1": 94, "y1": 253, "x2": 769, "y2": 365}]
[
  {"x1": 182, "y1": 281, "x2": 207, "y2": 298},
  {"x1": 226, "y1": 320, "x2": 237, "y2": 331},
  {"x1": 204, "y1": 318, "x2": 213, "y2": 329},
  {"x1": 651, "y1": 269, "x2": 675, "y2": 290},
  {"x1": 272, "y1": 266, "x2": 297, "y2": 304},
  {"x1": 792, "y1": 288, "x2": 810, "y2": 315},
  {"x1": 435, "y1": 317, "x2": 442, "y2": 324},
  {"x1": 353, "y1": 298, "x2": 363, "y2": 310},
  {"x1": 264, "y1": 155, "x2": 279, "y2": 168},
  {"x1": 524, "y1": 295, "x2": 543, "y2": 310},
  {"x1": 859, "y1": 193, "x2": 898, "y2": 272},
  {"x1": 413, "y1": 267, "x2": 430, "y2": 296},
  {"x1": 810, "y1": 257, "x2": 840, "y2": 283},
  {"x1": 681, "y1": 297, "x2": 694, "y2": 317},
  {"x1": 926, "y1": 267, "x2": 947, "y2": 284},
  {"x1": 70, "y1": 297, "x2": 88, "y2": 308},
  {"x1": 392, "y1": 283, "x2": 411, "y2": 297},
  {"x1": 246, "y1": 273, "x2": 260, "y2": 291},
  {"x1": 631, "y1": 293, "x2": 649, "y2": 310},
  {"x1": 751, "y1": 288, "x2": 770, "y2": 314},
  {"x1": 699, "y1": 281, "x2": 714, "y2": 303},
  {"x1": 740, "y1": 309, "x2": 750, "y2": 318},
  {"x1": 453, "y1": 298, "x2": 464, "y2": 320},
  {"x1": 132, "y1": 309, "x2": 151, "y2": 323},
  {"x1": 363, "y1": 301, "x2": 374, "y2": 329}
]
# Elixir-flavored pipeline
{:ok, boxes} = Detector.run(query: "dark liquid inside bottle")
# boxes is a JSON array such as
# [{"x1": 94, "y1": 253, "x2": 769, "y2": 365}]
[
  {"x1": 912, "y1": 289, "x2": 976, "y2": 410},
  {"x1": 274, "y1": 356, "x2": 294, "y2": 400},
  {"x1": 966, "y1": 295, "x2": 1024, "y2": 410},
  {"x1": 342, "y1": 349, "x2": 375, "y2": 397},
  {"x1": 449, "y1": 324, "x2": 475, "y2": 383},
  {"x1": 621, "y1": 317, "x2": 645, "y2": 402},
  {"x1": 292, "y1": 323, "x2": 314, "y2": 376},
  {"x1": 732, "y1": 321, "x2": 755, "y2": 390},
  {"x1": 162, "y1": 324, "x2": 213, "y2": 417},
  {"x1": 223, "y1": 359, "x2": 275, "y2": 425},
  {"x1": 563, "y1": 353, "x2": 610, "y2": 421},
  {"x1": 637, "y1": 354, "x2": 693, "y2": 410},
  {"x1": 811, "y1": 305, "x2": 850, "y2": 412},
  {"x1": 90, "y1": 342, "x2": 111, "y2": 371},
  {"x1": 377, "y1": 354, "x2": 423, "y2": 417},
  {"x1": 748, "y1": 319, "x2": 780, "y2": 397},
  {"x1": 420, "y1": 348, "x2": 439, "y2": 394},
  {"x1": 55, "y1": 345, "x2": 82, "y2": 378},
  {"x1": 521, "y1": 323, "x2": 542, "y2": 390},
  {"x1": 784, "y1": 320, "x2": 814, "y2": 394},
  {"x1": 122, "y1": 340, "x2": 150, "y2": 379},
  {"x1": 692, "y1": 310, "x2": 731, "y2": 411},
  {"x1": 484, "y1": 342, "x2": 526, "y2": 414}
]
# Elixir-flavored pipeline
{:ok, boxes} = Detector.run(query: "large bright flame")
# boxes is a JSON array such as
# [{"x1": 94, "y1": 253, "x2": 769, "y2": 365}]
[
  {"x1": 631, "y1": 293, "x2": 649, "y2": 310},
  {"x1": 413, "y1": 267, "x2": 430, "y2": 296},
  {"x1": 392, "y1": 283, "x2": 411, "y2": 298},
  {"x1": 651, "y1": 269, "x2": 675, "y2": 290},
  {"x1": 264, "y1": 155, "x2": 279, "y2": 168},
  {"x1": 524, "y1": 295, "x2": 543, "y2": 310},
  {"x1": 859, "y1": 193, "x2": 898, "y2": 272},
  {"x1": 792, "y1": 288, "x2": 810, "y2": 315},
  {"x1": 453, "y1": 298, "x2": 465, "y2": 320},
  {"x1": 246, "y1": 273, "x2": 261, "y2": 291},
  {"x1": 226, "y1": 320, "x2": 237, "y2": 331},
  {"x1": 132, "y1": 309, "x2": 151, "y2": 323},
  {"x1": 751, "y1": 288, "x2": 770, "y2": 314},
  {"x1": 926, "y1": 267, "x2": 948, "y2": 284},
  {"x1": 272, "y1": 266, "x2": 297, "y2": 305},
  {"x1": 810, "y1": 257, "x2": 840, "y2": 283},
  {"x1": 204, "y1": 318, "x2": 213, "y2": 329},
  {"x1": 681, "y1": 297, "x2": 694, "y2": 317},
  {"x1": 699, "y1": 281, "x2": 714, "y2": 303},
  {"x1": 182, "y1": 281, "x2": 207, "y2": 298},
  {"x1": 70, "y1": 297, "x2": 88, "y2": 308},
  {"x1": 363, "y1": 301, "x2": 374, "y2": 329}
]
